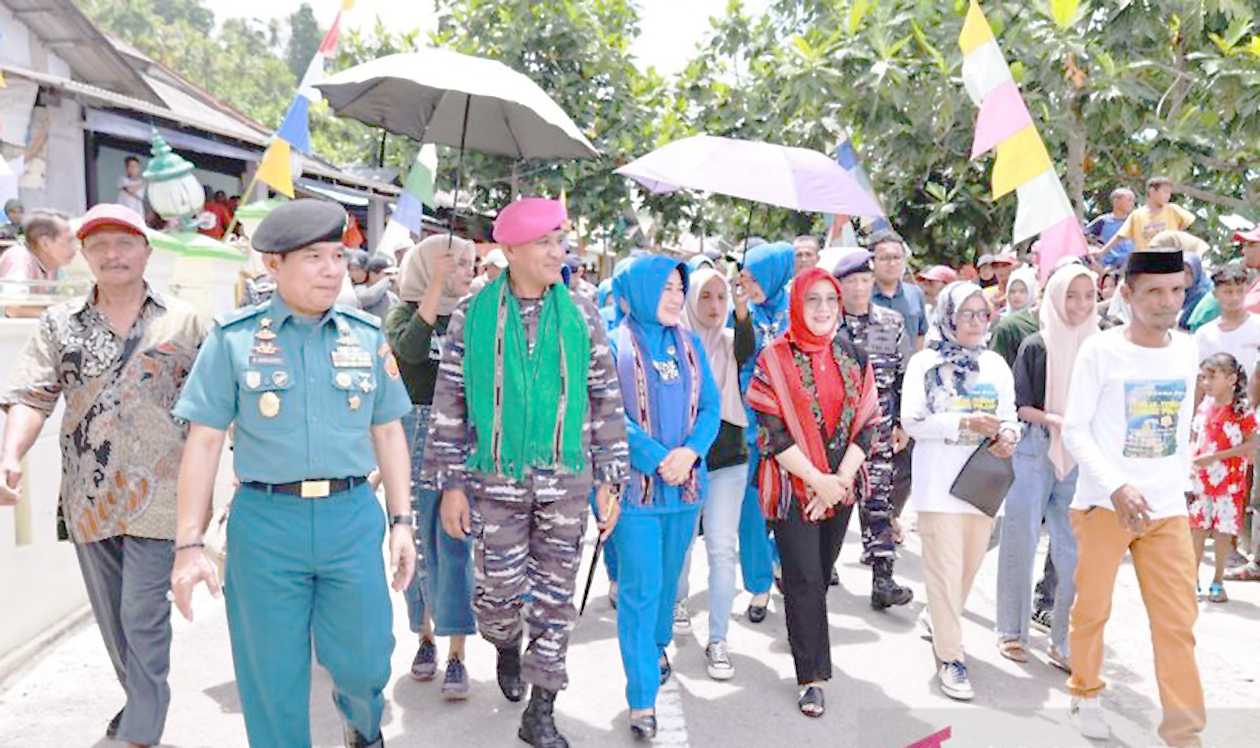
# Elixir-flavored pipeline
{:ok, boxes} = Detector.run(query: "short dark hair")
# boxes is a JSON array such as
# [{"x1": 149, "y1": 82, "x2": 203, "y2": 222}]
[
  {"x1": 1147, "y1": 175, "x2": 1173, "y2": 190},
  {"x1": 867, "y1": 229, "x2": 905, "y2": 252},
  {"x1": 22, "y1": 209, "x2": 70, "y2": 248},
  {"x1": 1211, "y1": 262, "x2": 1249, "y2": 286},
  {"x1": 124, "y1": 156, "x2": 140, "y2": 166}
]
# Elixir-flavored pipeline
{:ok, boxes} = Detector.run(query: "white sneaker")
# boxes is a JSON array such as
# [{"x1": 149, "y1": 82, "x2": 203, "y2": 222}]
[
  {"x1": 937, "y1": 660, "x2": 974, "y2": 701},
  {"x1": 1071, "y1": 696, "x2": 1110, "y2": 740},
  {"x1": 705, "y1": 640, "x2": 735, "y2": 681},
  {"x1": 673, "y1": 601, "x2": 692, "y2": 634}
]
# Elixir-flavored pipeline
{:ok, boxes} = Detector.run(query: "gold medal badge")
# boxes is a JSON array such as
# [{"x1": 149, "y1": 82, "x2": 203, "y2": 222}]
[{"x1": 259, "y1": 391, "x2": 281, "y2": 418}]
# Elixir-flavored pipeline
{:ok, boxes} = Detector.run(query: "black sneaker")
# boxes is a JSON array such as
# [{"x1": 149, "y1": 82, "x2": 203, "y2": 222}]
[{"x1": 1030, "y1": 609, "x2": 1052, "y2": 633}]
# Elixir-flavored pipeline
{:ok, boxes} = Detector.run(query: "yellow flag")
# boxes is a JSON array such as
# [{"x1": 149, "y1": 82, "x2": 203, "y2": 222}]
[
  {"x1": 341, "y1": 0, "x2": 355, "y2": 9},
  {"x1": 959, "y1": 0, "x2": 995, "y2": 56},
  {"x1": 992, "y1": 125, "x2": 1052, "y2": 199},
  {"x1": 256, "y1": 140, "x2": 294, "y2": 198}
]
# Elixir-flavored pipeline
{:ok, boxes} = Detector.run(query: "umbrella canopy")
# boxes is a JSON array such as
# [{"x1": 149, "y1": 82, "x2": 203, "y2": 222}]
[
  {"x1": 147, "y1": 229, "x2": 247, "y2": 263},
  {"x1": 616, "y1": 135, "x2": 885, "y2": 217},
  {"x1": 315, "y1": 49, "x2": 599, "y2": 160}
]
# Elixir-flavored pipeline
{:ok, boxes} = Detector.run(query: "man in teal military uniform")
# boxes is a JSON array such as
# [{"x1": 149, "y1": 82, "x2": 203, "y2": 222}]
[{"x1": 169, "y1": 199, "x2": 416, "y2": 748}]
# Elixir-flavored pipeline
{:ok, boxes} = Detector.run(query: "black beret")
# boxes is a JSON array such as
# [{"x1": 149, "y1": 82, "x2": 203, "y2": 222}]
[{"x1": 252, "y1": 199, "x2": 347, "y2": 254}]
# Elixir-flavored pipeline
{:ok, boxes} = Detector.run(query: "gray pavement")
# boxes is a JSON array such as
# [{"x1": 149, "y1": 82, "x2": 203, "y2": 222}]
[{"x1": 2, "y1": 516, "x2": 1258, "y2": 747}]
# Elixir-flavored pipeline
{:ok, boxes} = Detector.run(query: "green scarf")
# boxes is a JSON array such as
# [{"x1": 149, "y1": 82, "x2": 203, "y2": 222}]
[{"x1": 464, "y1": 272, "x2": 590, "y2": 479}]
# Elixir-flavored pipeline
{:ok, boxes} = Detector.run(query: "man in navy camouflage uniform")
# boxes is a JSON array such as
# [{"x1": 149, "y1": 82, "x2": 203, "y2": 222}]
[
  {"x1": 831, "y1": 248, "x2": 914, "y2": 609},
  {"x1": 425, "y1": 198, "x2": 628, "y2": 748}
]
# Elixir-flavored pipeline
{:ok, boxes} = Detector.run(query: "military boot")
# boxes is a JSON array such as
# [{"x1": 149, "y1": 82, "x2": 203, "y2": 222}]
[
  {"x1": 518, "y1": 686, "x2": 569, "y2": 748},
  {"x1": 871, "y1": 558, "x2": 914, "y2": 610},
  {"x1": 496, "y1": 643, "x2": 526, "y2": 702}
]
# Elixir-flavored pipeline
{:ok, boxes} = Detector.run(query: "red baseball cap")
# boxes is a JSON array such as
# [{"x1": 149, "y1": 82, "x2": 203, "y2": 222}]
[
  {"x1": 1233, "y1": 226, "x2": 1260, "y2": 244},
  {"x1": 76, "y1": 203, "x2": 148, "y2": 241},
  {"x1": 916, "y1": 265, "x2": 958, "y2": 283}
]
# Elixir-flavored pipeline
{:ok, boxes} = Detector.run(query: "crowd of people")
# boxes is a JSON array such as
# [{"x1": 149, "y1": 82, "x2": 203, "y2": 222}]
[{"x1": 0, "y1": 176, "x2": 1258, "y2": 748}]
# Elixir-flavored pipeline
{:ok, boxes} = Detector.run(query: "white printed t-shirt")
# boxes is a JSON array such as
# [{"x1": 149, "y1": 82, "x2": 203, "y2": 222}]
[{"x1": 1063, "y1": 326, "x2": 1198, "y2": 518}]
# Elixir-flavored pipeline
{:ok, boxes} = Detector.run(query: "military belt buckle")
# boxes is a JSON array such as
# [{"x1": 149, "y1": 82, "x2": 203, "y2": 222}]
[{"x1": 301, "y1": 480, "x2": 331, "y2": 499}]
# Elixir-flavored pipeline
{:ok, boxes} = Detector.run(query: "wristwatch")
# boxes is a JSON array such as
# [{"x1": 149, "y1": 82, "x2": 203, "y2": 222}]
[{"x1": 390, "y1": 514, "x2": 414, "y2": 528}]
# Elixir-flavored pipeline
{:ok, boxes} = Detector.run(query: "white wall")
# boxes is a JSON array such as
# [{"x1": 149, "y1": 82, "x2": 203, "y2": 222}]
[
  {"x1": 0, "y1": 320, "x2": 84, "y2": 663},
  {"x1": 93, "y1": 144, "x2": 242, "y2": 210}
]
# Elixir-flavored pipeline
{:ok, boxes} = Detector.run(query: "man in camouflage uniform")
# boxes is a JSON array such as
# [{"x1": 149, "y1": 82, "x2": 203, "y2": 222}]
[
  {"x1": 831, "y1": 248, "x2": 915, "y2": 610},
  {"x1": 425, "y1": 198, "x2": 628, "y2": 748}
]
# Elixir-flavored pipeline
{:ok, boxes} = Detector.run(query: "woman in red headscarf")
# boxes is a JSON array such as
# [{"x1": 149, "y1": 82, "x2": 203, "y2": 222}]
[{"x1": 746, "y1": 267, "x2": 880, "y2": 718}]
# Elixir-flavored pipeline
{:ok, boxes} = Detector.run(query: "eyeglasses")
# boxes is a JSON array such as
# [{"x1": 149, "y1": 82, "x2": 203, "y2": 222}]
[
  {"x1": 804, "y1": 296, "x2": 841, "y2": 311},
  {"x1": 955, "y1": 310, "x2": 991, "y2": 324}
]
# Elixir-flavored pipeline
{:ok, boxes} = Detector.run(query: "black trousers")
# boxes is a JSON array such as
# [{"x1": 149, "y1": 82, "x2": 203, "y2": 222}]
[{"x1": 772, "y1": 501, "x2": 855, "y2": 684}]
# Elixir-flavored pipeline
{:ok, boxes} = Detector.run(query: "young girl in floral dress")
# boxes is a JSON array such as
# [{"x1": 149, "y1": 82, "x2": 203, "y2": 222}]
[{"x1": 1190, "y1": 352, "x2": 1259, "y2": 602}]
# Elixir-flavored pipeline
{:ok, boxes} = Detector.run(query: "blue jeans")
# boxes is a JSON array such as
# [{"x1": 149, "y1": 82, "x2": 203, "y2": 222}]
[
  {"x1": 738, "y1": 448, "x2": 776, "y2": 595},
  {"x1": 401, "y1": 405, "x2": 476, "y2": 636},
  {"x1": 677, "y1": 462, "x2": 749, "y2": 642},
  {"x1": 612, "y1": 507, "x2": 699, "y2": 709},
  {"x1": 996, "y1": 424, "x2": 1078, "y2": 655}
]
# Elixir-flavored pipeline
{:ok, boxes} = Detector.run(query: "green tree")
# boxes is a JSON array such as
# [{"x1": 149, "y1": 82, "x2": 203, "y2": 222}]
[
  {"x1": 286, "y1": 3, "x2": 323, "y2": 82},
  {"x1": 674, "y1": 0, "x2": 1260, "y2": 264}
]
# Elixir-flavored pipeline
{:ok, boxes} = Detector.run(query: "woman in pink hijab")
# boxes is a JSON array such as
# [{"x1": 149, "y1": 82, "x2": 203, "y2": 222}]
[{"x1": 995, "y1": 263, "x2": 1098, "y2": 670}]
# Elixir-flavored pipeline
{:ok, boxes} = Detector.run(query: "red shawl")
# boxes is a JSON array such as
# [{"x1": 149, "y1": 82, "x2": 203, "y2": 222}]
[{"x1": 746, "y1": 269, "x2": 880, "y2": 521}]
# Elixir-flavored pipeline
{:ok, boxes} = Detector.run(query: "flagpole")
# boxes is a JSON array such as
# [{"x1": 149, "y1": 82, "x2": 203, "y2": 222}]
[{"x1": 223, "y1": 168, "x2": 262, "y2": 239}]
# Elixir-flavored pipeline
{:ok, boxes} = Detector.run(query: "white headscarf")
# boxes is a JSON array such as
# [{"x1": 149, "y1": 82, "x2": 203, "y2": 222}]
[
  {"x1": 1040, "y1": 264, "x2": 1098, "y2": 479},
  {"x1": 1005, "y1": 265, "x2": 1040, "y2": 312},
  {"x1": 399, "y1": 234, "x2": 476, "y2": 314},
  {"x1": 683, "y1": 268, "x2": 749, "y2": 428}
]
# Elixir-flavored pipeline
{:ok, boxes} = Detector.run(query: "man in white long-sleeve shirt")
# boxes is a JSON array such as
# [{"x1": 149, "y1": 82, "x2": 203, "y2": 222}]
[{"x1": 1062, "y1": 248, "x2": 1204, "y2": 747}]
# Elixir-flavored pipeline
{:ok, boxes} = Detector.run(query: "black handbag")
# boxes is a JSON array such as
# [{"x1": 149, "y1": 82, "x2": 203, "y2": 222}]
[{"x1": 949, "y1": 438, "x2": 1016, "y2": 517}]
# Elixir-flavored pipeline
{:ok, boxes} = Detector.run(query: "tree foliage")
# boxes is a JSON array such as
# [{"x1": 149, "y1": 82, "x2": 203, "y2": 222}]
[
  {"x1": 285, "y1": 3, "x2": 323, "y2": 82},
  {"x1": 83, "y1": 0, "x2": 1259, "y2": 262}
]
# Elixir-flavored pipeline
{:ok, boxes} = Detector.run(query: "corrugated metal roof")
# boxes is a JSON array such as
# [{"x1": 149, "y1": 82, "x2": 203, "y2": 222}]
[
  {"x1": 5, "y1": 0, "x2": 160, "y2": 105},
  {"x1": 0, "y1": 64, "x2": 399, "y2": 197}
]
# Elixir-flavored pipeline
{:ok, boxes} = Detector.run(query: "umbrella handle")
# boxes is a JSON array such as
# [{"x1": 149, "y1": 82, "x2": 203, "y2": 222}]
[
  {"x1": 448, "y1": 94, "x2": 472, "y2": 249},
  {"x1": 740, "y1": 201, "x2": 756, "y2": 256}
]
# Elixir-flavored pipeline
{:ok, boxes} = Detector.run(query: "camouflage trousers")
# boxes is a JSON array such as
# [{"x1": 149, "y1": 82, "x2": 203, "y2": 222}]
[
  {"x1": 858, "y1": 449, "x2": 897, "y2": 564},
  {"x1": 470, "y1": 490, "x2": 589, "y2": 692}
]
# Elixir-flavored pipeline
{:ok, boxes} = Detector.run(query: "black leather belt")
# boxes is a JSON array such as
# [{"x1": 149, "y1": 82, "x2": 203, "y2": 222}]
[{"x1": 244, "y1": 476, "x2": 368, "y2": 498}]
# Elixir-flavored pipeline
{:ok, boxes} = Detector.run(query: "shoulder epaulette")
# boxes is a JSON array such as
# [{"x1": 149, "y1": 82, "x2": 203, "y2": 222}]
[
  {"x1": 334, "y1": 304, "x2": 382, "y2": 328},
  {"x1": 215, "y1": 304, "x2": 264, "y2": 328}
]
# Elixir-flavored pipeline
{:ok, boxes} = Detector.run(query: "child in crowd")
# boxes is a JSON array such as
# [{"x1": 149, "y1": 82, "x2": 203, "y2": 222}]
[{"x1": 1190, "y1": 353, "x2": 1259, "y2": 602}]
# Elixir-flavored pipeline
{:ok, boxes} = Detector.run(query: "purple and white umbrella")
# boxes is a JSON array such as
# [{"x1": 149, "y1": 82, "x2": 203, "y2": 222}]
[{"x1": 616, "y1": 135, "x2": 884, "y2": 217}]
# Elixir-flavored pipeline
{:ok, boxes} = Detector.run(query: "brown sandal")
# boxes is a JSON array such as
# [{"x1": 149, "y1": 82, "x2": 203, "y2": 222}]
[{"x1": 998, "y1": 638, "x2": 1029, "y2": 663}]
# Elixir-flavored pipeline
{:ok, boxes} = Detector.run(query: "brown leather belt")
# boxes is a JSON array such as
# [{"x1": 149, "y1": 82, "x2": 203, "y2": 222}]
[{"x1": 243, "y1": 476, "x2": 368, "y2": 498}]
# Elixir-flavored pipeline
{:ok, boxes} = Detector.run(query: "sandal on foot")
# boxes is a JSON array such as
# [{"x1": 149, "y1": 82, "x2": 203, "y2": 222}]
[
  {"x1": 798, "y1": 685, "x2": 825, "y2": 718},
  {"x1": 1208, "y1": 581, "x2": 1229, "y2": 603},
  {"x1": 998, "y1": 638, "x2": 1029, "y2": 663}
]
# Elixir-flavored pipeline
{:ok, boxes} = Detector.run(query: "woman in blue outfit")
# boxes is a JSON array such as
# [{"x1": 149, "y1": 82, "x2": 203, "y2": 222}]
[
  {"x1": 610, "y1": 255, "x2": 720, "y2": 740},
  {"x1": 736, "y1": 241, "x2": 797, "y2": 621}
]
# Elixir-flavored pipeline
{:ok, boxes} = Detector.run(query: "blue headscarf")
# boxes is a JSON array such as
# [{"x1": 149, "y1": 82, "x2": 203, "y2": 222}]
[
  {"x1": 1180, "y1": 253, "x2": 1212, "y2": 330},
  {"x1": 596, "y1": 278, "x2": 613, "y2": 308},
  {"x1": 742, "y1": 241, "x2": 795, "y2": 339},
  {"x1": 616, "y1": 254, "x2": 699, "y2": 507}
]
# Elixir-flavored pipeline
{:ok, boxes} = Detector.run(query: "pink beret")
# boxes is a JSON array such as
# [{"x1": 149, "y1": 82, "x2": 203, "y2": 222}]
[{"x1": 492, "y1": 197, "x2": 567, "y2": 246}]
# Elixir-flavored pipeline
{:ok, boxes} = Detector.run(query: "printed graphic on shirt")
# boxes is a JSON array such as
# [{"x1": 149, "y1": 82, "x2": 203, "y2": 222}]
[
  {"x1": 1124, "y1": 380, "x2": 1186, "y2": 458},
  {"x1": 947, "y1": 382, "x2": 998, "y2": 447},
  {"x1": 429, "y1": 331, "x2": 446, "y2": 362}
]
